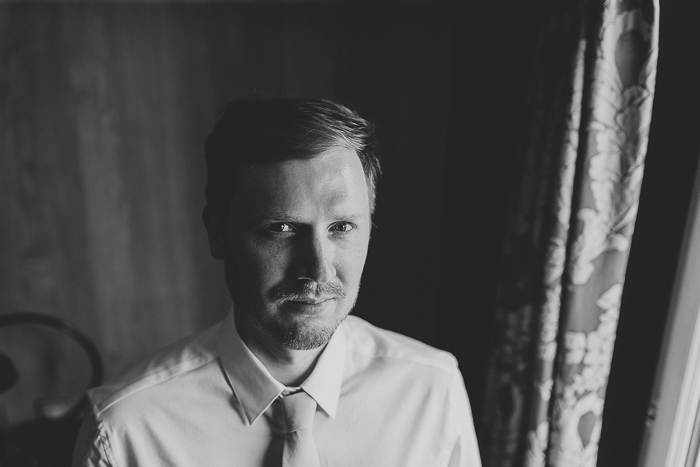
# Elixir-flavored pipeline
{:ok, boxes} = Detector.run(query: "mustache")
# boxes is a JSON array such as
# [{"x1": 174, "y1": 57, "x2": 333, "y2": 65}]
[{"x1": 272, "y1": 281, "x2": 346, "y2": 301}]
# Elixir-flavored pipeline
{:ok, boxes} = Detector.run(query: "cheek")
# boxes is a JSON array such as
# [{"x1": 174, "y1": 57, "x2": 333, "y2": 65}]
[
  {"x1": 338, "y1": 241, "x2": 369, "y2": 284},
  {"x1": 226, "y1": 237, "x2": 290, "y2": 290}
]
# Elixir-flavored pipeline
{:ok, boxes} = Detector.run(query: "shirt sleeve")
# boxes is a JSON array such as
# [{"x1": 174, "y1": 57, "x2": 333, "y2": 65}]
[
  {"x1": 447, "y1": 367, "x2": 482, "y2": 467},
  {"x1": 72, "y1": 407, "x2": 115, "y2": 467}
]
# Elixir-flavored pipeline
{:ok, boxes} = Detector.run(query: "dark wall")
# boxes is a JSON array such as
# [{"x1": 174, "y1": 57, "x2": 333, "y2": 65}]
[
  {"x1": 437, "y1": 1, "x2": 543, "y2": 425},
  {"x1": 0, "y1": 2, "x2": 531, "y2": 427}
]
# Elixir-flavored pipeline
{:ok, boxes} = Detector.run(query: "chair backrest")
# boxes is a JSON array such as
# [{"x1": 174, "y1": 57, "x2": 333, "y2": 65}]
[{"x1": 0, "y1": 312, "x2": 103, "y2": 467}]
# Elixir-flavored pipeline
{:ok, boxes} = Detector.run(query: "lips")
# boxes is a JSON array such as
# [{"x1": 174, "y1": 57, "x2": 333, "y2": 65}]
[
  {"x1": 288, "y1": 296, "x2": 335, "y2": 305},
  {"x1": 272, "y1": 281, "x2": 347, "y2": 303},
  {"x1": 282, "y1": 296, "x2": 337, "y2": 315}
]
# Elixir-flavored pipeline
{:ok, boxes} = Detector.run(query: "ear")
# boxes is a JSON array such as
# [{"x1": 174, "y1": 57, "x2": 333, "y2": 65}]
[{"x1": 202, "y1": 205, "x2": 225, "y2": 260}]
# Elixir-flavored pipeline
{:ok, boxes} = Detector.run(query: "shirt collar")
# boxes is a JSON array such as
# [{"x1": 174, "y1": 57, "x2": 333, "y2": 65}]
[{"x1": 217, "y1": 306, "x2": 347, "y2": 425}]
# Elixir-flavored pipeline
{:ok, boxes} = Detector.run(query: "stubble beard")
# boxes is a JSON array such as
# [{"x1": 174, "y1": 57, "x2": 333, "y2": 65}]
[
  {"x1": 224, "y1": 254, "x2": 361, "y2": 350},
  {"x1": 244, "y1": 295, "x2": 357, "y2": 350},
  {"x1": 256, "y1": 311, "x2": 343, "y2": 350},
  {"x1": 232, "y1": 283, "x2": 359, "y2": 351}
]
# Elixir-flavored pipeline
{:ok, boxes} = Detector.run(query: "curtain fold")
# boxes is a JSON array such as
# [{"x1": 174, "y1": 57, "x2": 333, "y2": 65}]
[{"x1": 481, "y1": 0, "x2": 659, "y2": 466}]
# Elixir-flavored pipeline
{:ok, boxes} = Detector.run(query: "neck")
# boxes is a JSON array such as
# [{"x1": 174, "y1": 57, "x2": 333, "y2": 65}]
[{"x1": 234, "y1": 314, "x2": 326, "y2": 387}]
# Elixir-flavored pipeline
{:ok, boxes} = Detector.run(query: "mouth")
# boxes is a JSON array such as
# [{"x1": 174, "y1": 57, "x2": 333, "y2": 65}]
[
  {"x1": 289, "y1": 296, "x2": 335, "y2": 305},
  {"x1": 283, "y1": 297, "x2": 337, "y2": 314}
]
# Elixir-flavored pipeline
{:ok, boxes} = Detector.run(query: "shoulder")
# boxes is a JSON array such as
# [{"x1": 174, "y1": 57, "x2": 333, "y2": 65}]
[
  {"x1": 87, "y1": 322, "x2": 222, "y2": 417},
  {"x1": 342, "y1": 315, "x2": 460, "y2": 378}
]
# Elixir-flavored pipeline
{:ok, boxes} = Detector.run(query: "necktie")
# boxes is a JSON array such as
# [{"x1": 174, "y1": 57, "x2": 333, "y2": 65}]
[{"x1": 280, "y1": 391, "x2": 321, "y2": 467}]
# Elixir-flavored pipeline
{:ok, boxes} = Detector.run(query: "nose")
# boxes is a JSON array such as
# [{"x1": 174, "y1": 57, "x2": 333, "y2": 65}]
[{"x1": 296, "y1": 232, "x2": 337, "y2": 284}]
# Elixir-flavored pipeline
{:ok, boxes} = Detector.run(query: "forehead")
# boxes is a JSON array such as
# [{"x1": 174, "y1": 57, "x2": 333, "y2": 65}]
[{"x1": 231, "y1": 148, "x2": 370, "y2": 219}]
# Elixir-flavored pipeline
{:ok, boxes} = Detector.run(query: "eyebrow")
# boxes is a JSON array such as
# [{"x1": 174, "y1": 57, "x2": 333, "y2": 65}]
[
  {"x1": 252, "y1": 212, "x2": 305, "y2": 223},
  {"x1": 251, "y1": 212, "x2": 364, "y2": 223}
]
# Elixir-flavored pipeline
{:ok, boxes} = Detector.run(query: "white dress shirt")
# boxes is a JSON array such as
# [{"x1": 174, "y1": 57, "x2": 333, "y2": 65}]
[{"x1": 73, "y1": 309, "x2": 481, "y2": 467}]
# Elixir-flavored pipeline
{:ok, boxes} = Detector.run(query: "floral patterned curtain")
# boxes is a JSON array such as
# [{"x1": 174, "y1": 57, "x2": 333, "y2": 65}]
[{"x1": 481, "y1": 0, "x2": 659, "y2": 466}]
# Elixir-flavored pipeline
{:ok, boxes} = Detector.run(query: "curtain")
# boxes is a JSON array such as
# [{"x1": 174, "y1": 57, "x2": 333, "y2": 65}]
[{"x1": 481, "y1": 0, "x2": 659, "y2": 465}]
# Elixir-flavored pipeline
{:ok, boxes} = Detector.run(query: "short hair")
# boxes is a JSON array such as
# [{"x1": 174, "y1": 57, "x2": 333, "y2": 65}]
[{"x1": 204, "y1": 98, "x2": 380, "y2": 220}]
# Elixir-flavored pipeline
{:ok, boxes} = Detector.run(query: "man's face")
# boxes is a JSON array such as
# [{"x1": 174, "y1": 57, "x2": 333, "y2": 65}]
[{"x1": 219, "y1": 147, "x2": 371, "y2": 350}]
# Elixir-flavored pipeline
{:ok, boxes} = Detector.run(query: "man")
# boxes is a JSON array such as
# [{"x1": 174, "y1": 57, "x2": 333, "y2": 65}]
[{"x1": 73, "y1": 99, "x2": 481, "y2": 466}]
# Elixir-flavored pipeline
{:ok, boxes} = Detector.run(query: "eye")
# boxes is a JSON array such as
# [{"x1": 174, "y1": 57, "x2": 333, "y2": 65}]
[
  {"x1": 331, "y1": 222, "x2": 355, "y2": 233},
  {"x1": 266, "y1": 223, "x2": 295, "y2": 233}
]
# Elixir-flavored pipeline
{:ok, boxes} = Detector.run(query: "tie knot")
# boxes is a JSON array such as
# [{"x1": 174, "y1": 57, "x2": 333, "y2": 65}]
[{"x1": 281, "y1": 391, "x2": 317, "y2": 433}]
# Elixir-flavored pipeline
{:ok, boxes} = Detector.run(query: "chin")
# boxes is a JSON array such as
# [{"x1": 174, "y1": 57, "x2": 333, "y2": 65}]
[
  {"x1": 271, "y1": 311, "x2": 348, "y2": 350},
  {"x1": 278, "y1": 328, "x2": 334, "y2": 350}
]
